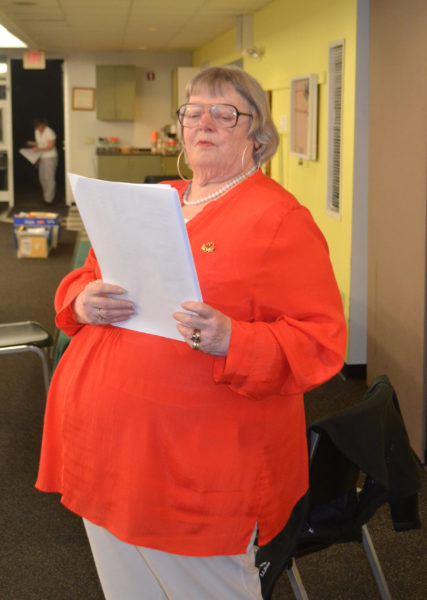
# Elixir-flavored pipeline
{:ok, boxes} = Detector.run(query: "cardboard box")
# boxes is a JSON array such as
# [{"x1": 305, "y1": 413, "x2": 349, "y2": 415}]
[
  {"x1": 14, "y1": 226, "x2": 52, "y2": 258},
  {"x1": 13, "y1": 211, "x2": 61, "y2": 248}
]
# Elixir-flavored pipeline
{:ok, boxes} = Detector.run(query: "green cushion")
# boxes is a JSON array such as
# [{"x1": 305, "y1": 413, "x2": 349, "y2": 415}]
[{"x1": 53, "y1": 240, "x2": 91, "y2": 370}]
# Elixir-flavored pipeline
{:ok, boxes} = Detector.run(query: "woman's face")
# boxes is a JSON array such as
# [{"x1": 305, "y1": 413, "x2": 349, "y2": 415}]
[{"x1": 183, "y1": 84, "x2": 254, "y2": 180}]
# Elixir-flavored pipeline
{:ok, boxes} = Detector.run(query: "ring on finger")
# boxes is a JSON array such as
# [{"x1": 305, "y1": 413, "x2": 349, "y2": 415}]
[
  {"x1": 97, "y1": 306, "x2": 105, "y2": 322},
  {"x1": 191, "y1": 328, "x2": 201, "y2": 342}
]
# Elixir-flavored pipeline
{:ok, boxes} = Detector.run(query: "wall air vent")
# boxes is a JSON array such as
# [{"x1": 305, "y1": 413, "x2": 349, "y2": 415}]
[{"x1": 326, "y1": 40, "x2": 345, "y2": 218}]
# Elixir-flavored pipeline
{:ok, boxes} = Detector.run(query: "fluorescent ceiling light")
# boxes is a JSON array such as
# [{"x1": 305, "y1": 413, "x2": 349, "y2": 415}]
[{"x1": 0, "y1": 24, "x2": 27, "y2": 47}]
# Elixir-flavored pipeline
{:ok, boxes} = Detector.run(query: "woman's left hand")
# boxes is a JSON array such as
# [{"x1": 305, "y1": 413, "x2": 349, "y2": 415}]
[{"x1": 173, "y1": 301, "x2": 231, "y2": 356}]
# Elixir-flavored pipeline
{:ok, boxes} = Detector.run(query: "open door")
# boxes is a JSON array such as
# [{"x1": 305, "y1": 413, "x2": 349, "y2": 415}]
[
  {"x1": 0, "y1": 57, "x2": 13, "y2": 210},
  {"x1": 11, "y1": 58, "x2": 65, "y2": 210}
]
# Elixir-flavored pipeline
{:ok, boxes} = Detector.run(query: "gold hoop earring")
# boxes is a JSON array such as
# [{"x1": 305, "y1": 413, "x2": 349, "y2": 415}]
[
  {"x1": 177, "y1": 149, "x2": 192, "y2": 182},
  {"x1": 241, "y1": 144, "x2": 259, "y2": 177}
]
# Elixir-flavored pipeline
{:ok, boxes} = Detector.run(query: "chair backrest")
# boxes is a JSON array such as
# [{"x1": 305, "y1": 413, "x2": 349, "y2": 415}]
[
  {"x1": 307, "y1": 427, "x2": 360, "y2": 508},
  {"x1": 0, "y1": 321, "x2": 52, "y2": 348},
  {"x1": 309, "y1": 375, "x2": 419, "y2": 496},
  {"x1": 144, "y1": 175, "x2": 179, "y2": 183},
  {"x1": 304, "y1": 375, "x2": 420, "y2": 534}
]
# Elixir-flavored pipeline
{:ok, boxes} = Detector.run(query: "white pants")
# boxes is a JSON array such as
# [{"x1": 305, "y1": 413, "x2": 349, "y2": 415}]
[
  {"x1": 38, "y1": 156, "x2": 57, "y2": 203},
  {"x1": 83, "y1": 519, "x2": 263, "y2": 600}
]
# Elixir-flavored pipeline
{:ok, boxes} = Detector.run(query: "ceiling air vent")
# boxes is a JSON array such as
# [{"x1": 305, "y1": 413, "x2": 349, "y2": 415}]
[{"x1": 326, "y1": 40, "x2": 345, "y2": 218}]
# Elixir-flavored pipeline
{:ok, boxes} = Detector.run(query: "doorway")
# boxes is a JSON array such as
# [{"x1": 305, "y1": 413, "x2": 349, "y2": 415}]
[{"x1": 11, "y1": 59, "x2": 65, "y2": 210}]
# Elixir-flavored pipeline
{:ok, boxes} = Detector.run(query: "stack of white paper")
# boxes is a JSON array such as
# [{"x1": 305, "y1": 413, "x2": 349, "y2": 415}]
[
  {"x1": 19, "y1": 147, "x2": 42, "y2": 164},
  {"x1": 68, "y1": 173, "x2": 202, "y2": 342}
]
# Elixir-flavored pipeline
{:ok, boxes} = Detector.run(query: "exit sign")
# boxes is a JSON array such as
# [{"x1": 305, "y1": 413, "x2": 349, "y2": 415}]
[{"x1": 23, "y1": 51, "x2": 46, "y2": 70}]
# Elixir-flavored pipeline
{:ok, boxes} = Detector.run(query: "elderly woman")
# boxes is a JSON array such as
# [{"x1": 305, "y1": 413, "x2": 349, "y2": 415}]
[{"x1": 37, "y1": 66, "x2": 346, "y2": 599}]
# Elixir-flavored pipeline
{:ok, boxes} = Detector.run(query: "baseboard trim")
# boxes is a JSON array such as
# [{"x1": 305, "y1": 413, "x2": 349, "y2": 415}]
[{"x1": 340, "y1": 363, "x2": 367, "y2": 380}]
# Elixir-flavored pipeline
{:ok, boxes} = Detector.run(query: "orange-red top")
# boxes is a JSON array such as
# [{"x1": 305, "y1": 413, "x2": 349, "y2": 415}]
[{"x1": 36, "y1": 171, "x2": 347, "y2": 555}]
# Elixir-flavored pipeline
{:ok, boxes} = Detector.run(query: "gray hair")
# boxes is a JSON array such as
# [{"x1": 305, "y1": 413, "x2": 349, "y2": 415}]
[{"x1": 184, "y1": 66, "x2": 279, "y2": 166}]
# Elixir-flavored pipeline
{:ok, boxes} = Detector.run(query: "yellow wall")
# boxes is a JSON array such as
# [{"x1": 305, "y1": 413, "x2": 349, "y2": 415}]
[{"x1": 193, "y1": 0, "x2": 358, "y2": 327}]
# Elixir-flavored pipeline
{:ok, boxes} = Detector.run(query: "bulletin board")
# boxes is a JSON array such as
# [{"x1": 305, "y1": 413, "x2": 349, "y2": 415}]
[{"x1": 72, "y1": 87, "x2": 95, "y2": 111}]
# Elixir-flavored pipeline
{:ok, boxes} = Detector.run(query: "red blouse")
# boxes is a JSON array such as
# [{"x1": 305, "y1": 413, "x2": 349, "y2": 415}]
[{"x1": 36, "y1": 171, "x2": 347, "y2": 555}]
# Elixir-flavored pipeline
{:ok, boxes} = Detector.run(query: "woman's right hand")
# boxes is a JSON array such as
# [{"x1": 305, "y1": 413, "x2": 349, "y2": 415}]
[{"x1": 72, "y1": 279, "x2": 136, "y2": 325}]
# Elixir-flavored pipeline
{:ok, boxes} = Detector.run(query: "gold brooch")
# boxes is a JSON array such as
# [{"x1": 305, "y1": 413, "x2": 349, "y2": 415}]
[{"x1": 201, "y1": 242, "x2": 215, "y2": 253}]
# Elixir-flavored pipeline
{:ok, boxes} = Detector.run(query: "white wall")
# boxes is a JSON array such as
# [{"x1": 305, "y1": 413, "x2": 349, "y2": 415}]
[
  {"x1": 348, "y1": 0, "x2": 369, "y2": 365},
  {"x1": 63, "y1": 50, "x2": 192, "y2": 202}
]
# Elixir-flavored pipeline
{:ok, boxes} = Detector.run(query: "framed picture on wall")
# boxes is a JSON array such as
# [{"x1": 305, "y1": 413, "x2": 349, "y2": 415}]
[
  {"x1": 289, "y1": 74, "x2": 318, "y2": 160},
  {"x1": 72, "y1": 87, "x2": 95, "y2": 110}
]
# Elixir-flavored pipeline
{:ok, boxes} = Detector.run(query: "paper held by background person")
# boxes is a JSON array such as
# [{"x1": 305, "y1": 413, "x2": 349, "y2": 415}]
[
  {"x1": 19, "y1": 147, "x2": 42, "y2": 164},
  {"x1": 68, "y1": 173, "x2": 202, "y2": 342}
]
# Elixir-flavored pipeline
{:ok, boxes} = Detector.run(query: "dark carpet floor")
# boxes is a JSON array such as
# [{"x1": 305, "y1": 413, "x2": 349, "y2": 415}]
[
  {"x1": 0, "y1": 218, "x2": 104, "y2": 599},
  {"x1": 0, "y1": 217, "x2": 425, "y2": 599}
]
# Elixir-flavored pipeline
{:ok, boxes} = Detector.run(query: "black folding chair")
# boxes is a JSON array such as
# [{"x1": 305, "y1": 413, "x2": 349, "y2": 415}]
[
  {"x1": 256, "y1": 375, "x2": 421, "y2": 600},
  {"x1": 144, "y1": 175, "x2": 179, "y2": 184},
  {"x1": 0, "y1": 321, "x2": 53, "y2": 397}
]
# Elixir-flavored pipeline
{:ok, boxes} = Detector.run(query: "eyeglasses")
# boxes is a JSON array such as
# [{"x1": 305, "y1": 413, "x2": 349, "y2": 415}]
[{"x1": 176, "y1": 103, "x2": 253, "y2": 128}]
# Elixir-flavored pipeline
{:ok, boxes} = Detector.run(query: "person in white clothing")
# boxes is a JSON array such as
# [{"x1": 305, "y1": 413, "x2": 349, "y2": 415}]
[{"x1": 26, "y1": 118, "x2": 58, "y2": 204}]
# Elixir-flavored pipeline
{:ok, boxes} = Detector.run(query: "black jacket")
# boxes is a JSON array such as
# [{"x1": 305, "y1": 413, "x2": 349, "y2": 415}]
[{"x1": 256, "y1": 375, "x2": 421, "y2": 600}]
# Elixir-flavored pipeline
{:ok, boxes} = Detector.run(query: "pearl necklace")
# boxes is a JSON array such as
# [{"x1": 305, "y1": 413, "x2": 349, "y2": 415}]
[{"x1": 183, "y1": 166, "x2": 258, "y2": 206}]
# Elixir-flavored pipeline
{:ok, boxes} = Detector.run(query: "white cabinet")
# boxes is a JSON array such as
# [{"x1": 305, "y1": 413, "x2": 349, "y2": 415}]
[
  {"x1": 96, "y1": 65, "x2": 136, "y2": 121},
  {"x1": 172, "y1": 67, "x2": 201, "y2": 117}
]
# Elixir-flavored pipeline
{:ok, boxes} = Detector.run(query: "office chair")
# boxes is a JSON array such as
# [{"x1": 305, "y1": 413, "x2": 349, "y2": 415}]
[
  {"x1": 256, "y1": 375, "x2": 421, "y2": 600},
  {"x1": 0, "y1": 321, "x2": 53, "y2": 397}
]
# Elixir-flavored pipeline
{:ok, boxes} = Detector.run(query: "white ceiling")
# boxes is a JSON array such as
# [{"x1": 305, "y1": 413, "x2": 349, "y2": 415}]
[{"x1": 0, "y1": 0, "x2": 273, "y2": 54}]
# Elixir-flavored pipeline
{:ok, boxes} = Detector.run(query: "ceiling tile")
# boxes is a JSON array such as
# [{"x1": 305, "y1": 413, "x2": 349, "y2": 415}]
[{"x1": 0, "y1": 0, "x2": 274, "y2": 52}]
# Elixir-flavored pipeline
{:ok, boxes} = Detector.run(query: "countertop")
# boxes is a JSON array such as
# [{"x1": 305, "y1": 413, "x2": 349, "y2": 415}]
[{"x1": 96, "y1": 148, "x2": 179, "y2": 157}]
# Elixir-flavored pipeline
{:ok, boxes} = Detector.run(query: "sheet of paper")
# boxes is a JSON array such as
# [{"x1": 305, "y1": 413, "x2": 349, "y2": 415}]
[
  {"x1": 19, "y1": 147, "x2": 42, "y2": 164},
  {"x1": 68, "y1": 173, "x2": 202, "y2": 342}
]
